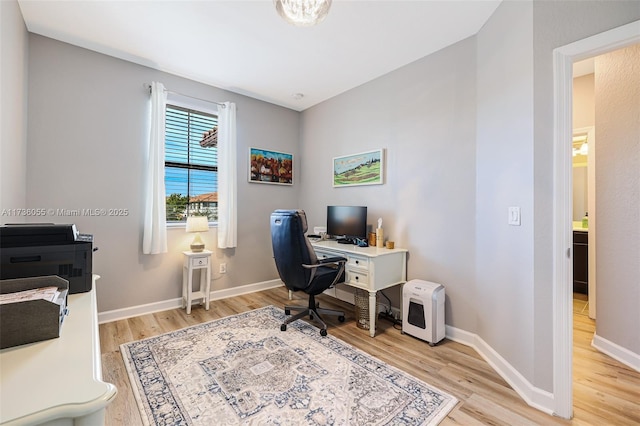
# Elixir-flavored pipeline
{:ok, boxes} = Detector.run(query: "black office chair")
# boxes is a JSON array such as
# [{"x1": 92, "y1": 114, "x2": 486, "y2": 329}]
[{"x1": 270, "y1": 209, "x2": 346, "y2": 336}]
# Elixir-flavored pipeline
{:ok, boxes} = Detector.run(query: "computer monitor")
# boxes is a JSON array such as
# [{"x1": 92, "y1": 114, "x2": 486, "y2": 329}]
[{"x1": 327, "y1": 206, "x2": 367, "y2": 243}]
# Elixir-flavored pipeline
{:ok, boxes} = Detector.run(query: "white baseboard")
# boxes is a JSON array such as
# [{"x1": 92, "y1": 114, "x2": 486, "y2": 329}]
[
  {"x1": 592, "y1": 333, "x2": 640, "y2": 372},
  {"x1": 445, "y1": 325, "x2": 555, "y2": 416},
  {"x1": 209, "y1": 279, "x2": 283, "y2": 302},
  {"x1": 98, "y1": 279, "x2": 283, "y2": 324}
]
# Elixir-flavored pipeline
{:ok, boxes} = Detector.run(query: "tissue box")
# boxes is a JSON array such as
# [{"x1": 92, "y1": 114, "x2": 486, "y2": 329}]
[{"x1": 0, "y1": 276, "x2": 69, "y2": 349}]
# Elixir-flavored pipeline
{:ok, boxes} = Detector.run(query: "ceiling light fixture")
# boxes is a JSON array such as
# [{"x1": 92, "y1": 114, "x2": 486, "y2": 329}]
[{"x1": 274, "y1": 0, "x2": 332, "y2": 27}]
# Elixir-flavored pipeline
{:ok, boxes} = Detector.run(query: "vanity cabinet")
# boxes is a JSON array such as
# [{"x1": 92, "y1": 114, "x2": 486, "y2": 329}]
[{"x1": 573, "y1": 230, "x2": 588, "y2": 294}]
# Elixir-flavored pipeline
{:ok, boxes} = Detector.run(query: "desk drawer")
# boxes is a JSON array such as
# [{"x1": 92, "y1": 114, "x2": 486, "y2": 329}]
[
  {"x1": 347, "y1": 255, "x2": 368, "y2": 270},
  {"x1": 315, "y1": 250, "x2": 334, "y2": 261},
  {"x1": 347, "y1": 269, "x2": 369, "y2": 286},
  {"x1": 190, "y1": 256, "x2": 209, "y2": 268}
]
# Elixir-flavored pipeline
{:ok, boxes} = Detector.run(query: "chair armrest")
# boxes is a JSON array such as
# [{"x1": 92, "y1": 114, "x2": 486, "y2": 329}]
[
  {"x1": 302, "y1": 257, "x2": 346, "y2": 288},
  {"x1": 318, "y1": 256, "x2": 347, "y2": 265},
  {"x1": 303, "y1": 256, "x2": 346, "y2": 269}
]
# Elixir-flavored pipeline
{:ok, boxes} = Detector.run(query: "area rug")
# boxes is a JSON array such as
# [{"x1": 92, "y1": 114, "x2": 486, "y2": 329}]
[{"x1": 121, "y1": 306, "x2": 457, "y2": 425}]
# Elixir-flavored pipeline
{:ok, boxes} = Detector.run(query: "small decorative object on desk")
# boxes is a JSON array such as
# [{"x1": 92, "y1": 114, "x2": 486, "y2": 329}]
[
  {"x1": 386, "y1": 241, "x2": 395, "y2": 249},
  {"x1": 376, "y1": 217, "x2": 384, "y2": 248}
]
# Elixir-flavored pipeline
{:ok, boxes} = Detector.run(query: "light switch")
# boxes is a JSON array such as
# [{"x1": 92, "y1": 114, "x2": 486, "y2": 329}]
[{"x1": 508, "y1": 207, "x2": 521, "y2": 226}]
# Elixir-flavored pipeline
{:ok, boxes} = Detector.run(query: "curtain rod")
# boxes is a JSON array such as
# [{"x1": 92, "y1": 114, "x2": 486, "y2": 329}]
[{"x1": 145, "y1": 83, "x2": 226, "y2": 108}]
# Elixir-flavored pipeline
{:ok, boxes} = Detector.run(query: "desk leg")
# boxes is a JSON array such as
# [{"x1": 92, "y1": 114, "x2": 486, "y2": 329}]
[
  {"x1": 368, "y1": 290, "x2": 376, "y2": 338},
  {"x1": 186, "y1": 267, "x2": 193, "y2": 315},
  {"x1": 182, "y1": 267, "x2": 187, "y2": 309},
  {"x1": 198, "y1": 268, "x2": 205, "y2": 308},
  {"x1": 204, "y1": 265, "x2": 211, "y2": 310}
]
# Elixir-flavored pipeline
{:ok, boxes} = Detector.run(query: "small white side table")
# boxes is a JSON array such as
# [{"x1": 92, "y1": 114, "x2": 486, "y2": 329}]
[{"x1": 182, "y1": 250, "x2": 212, "y2": 314}]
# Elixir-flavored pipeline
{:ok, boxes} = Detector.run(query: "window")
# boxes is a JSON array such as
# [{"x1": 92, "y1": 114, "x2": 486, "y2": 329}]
[{"x1": 164, "y1": 104, "x2": 218, "y2": 223}]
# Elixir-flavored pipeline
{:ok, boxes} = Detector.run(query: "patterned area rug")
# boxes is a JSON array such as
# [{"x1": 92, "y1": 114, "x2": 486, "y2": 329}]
[{"x1": 121, "y1": 306, "x2": 457, "y2": 425}]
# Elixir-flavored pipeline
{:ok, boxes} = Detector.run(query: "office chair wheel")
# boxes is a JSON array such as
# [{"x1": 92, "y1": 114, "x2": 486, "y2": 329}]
[
  {"x1": 285, "y1": 309, "x2": 291, "y2": 315},
  {"x1": 338, "y1": 315, "x2": 345, "y2": 322},
  {"x1": 281, "y1": 324, "x2": 287, "y2": 331},
  {"x1": 320, "y1": 329, "x2": 327, "y2": 337}
]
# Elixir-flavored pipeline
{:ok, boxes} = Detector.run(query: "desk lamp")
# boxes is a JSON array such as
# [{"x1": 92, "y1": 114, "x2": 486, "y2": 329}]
[{"x1": 186, "y1": 216, "x2": 209, "y2": 252}]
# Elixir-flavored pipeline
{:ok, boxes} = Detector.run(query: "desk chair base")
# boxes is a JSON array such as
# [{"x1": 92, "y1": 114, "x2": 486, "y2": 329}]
[{"x1": 281, "y1": 294, "x2": 345, "y2": 336}]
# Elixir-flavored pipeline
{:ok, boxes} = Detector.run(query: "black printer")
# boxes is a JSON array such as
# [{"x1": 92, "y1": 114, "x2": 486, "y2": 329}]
[{"x1": 0, "y1": 224, "x2": 95, "y2": 294}]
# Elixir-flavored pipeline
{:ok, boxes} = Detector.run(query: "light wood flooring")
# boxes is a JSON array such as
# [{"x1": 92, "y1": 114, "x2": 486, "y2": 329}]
[{"x1": 99, "y1": 287, "x2": 640, "y2": 425}]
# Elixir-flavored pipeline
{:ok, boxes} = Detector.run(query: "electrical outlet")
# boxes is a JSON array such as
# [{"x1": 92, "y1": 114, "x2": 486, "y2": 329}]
[{"x1": 219, "y1": 263, "x2": 227, "y2": 274}]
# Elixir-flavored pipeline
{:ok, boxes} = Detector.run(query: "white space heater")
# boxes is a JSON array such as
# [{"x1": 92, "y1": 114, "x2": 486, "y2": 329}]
[{"x1": 402, "y1": 280, "x2": 445, "y2": 346}]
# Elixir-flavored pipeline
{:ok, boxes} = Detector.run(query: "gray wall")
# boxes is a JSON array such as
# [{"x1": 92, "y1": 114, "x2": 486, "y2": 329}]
[
  {"x1": 595, "y1": 45, "x2": 640, "y2": 354},
  {"x1": 299, "y1": 36, "x2": 478, "y2": 331},
  {"x1": 0, "y1": 1, "x2": 28, "y2": 217},
  {"x1": 25, "y1": 35, "x2": 300, "y2": 312},
  {"x1": 476, "y1": 0, "x2": 536, "y2": 382}
]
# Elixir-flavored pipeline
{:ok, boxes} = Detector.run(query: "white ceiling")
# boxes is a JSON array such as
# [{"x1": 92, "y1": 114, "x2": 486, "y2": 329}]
[{"x1": 18, "y1": 0, "x2": 502, "y2": 111}]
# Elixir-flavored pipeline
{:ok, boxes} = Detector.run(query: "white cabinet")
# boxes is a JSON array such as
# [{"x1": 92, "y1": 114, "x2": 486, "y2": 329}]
[
  {"x1": 182, "y1": 250, "x2": 212, "y2": 314},
  {"x1": 0, "y1": 276, "x2": 117, "y2": 425},
  {"x1": 312, "y1": 241, "x2": 408, "y2": 337}
]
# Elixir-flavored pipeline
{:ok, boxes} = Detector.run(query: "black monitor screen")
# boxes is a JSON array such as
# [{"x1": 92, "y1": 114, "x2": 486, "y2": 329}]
[{"x1": 327, "y1": 206, "x2": 367, "y2": 240}]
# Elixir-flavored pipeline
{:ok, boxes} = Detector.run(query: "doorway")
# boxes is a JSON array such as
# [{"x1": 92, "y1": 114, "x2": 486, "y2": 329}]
[
  {"x1": 571, "y1": 66, "x2": 596, "y2": 319},
  {"x1": 552, "y1": 20, "x2": 640, "y2": 419}
]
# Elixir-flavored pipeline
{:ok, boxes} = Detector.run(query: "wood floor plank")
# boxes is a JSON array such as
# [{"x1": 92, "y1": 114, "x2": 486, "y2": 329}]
[
  {"x1": 99, "y1": 319, "x2": 129, "y2": 353},
  {"x1": 99, "y1": 288, "x2": 640, "y2": 425},
  {"x1": 459, "y1": 394, "x2": 547, "y2": 426},
  {"x1": 101, "y1": 351, "x2": 144, "y2": 426},
  {"x1": 440, "y1": 404, "x2": 486, "y2": 426}
]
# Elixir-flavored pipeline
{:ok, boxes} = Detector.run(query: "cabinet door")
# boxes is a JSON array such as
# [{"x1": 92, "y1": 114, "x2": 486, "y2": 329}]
[{"x1": 573, "y1": 231, "x2": 588, "y2": 294}]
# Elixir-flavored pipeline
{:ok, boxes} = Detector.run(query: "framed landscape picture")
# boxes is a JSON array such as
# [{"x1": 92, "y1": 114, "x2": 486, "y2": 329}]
[
  {"x1": 249, "y1": 147, "x2": 293, "y2": 185},
  {"x1": 333, "y1": 149, "x2": 384, "y2": 187}
]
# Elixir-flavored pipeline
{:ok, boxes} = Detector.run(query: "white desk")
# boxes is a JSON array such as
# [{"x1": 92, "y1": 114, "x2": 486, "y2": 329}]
[
  {"x1": 311, "y1": 240, "x2": 408, "y2": 337},
  {"x1": 0, "y1": 275, "x2": 117, "y2": 425},
  {"x1": 182, "y1": 250, "x2": 212, "y2": 314}
]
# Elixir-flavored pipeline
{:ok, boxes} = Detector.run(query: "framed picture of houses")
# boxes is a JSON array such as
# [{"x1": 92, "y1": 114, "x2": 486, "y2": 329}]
[
  {"x1": 333, "y1": 149, "x2": 384, "y2": 187},
  {"x1": 249, "y1": 147, "x2": 293, "y2": 185}
]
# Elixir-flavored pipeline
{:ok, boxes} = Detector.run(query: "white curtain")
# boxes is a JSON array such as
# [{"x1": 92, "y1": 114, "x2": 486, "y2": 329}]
[
  {"x1": 142, "y1": 82, "x2": 168, "y2": 254},
  {"x1": 217, "y1": 102, "x2": 237, "y2": 248}
]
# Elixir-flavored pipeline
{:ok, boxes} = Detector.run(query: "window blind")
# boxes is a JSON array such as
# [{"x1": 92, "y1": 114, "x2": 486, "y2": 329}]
[{"x1": 164, "y1": 104, "x2": 218, "y2": 222}]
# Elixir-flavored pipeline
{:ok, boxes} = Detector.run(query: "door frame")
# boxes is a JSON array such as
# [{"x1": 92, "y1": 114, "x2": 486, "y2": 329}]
[{"x1": 552, "y1": 20, "x2": 640, "y2": 419}]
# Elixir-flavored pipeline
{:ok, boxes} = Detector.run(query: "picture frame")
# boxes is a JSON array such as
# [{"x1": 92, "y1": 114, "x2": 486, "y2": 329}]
[
  {"x1": 333, "y1": 149, "x2": 384, "y2": 187},
  {"x1": 249, "y1": 147, "x2": 293, "y2": 185}
]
